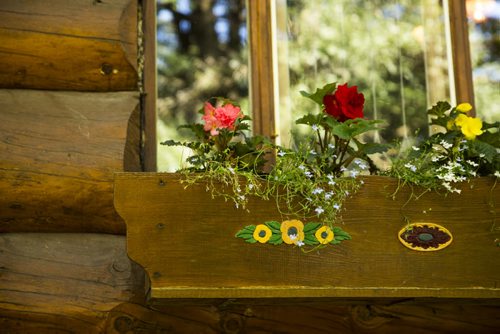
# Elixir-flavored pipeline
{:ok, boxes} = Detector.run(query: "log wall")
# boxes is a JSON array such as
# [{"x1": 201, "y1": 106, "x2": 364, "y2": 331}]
[{"x1": 0, "y1": 1, "x2": 498, "y2": 333}]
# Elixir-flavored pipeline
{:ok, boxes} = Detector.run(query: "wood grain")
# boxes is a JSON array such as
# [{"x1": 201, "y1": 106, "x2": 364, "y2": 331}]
[
  {"x1": 0, "y1": 89, "x2": 139, "y2": 233},
  {"x1": 1, "y1": 234, "x2": 498, "y2": 333},
  {"x1": 0, "y1": 0, "x2": 137, "y2": 91},
  {"x1": 114, "y1": 173, "x2": 500, "y2": 299},
  {"x1": 0, "y1": 233, "x2": 145, "y2": 333}
]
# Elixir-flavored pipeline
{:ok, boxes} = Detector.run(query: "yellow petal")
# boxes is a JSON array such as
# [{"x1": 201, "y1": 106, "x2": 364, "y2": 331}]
[
  {"x1": 456, "y1": 102, "x2": 472, "y2": 113},
  {"x1": 455, "y1": 114, "x2": 483, "y2": 140}
]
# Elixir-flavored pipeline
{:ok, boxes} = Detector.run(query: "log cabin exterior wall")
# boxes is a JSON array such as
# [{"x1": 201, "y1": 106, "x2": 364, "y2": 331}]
[{"x1": 0, "y1": 1, "x2": 498, "y2": 333}]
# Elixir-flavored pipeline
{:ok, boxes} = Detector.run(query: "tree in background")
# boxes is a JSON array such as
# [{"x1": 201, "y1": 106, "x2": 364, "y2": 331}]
[{"x1": 157, "y1": 0, "x2": 248, "y2": 170}]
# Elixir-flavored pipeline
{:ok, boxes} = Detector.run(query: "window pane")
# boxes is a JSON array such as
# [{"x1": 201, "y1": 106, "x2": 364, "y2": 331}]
[
  {"x1": 274, "y1": 0, "x2": 452, "y2": 147},
  {"x1": 157, "y1": 0, "x2": 249, "y2": 171},
  {"x1": 466, "y1": 0, "x2": 500, "y2": 122}
]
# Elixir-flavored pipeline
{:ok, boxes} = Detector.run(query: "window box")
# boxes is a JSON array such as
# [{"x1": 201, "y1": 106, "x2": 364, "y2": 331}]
[{"x1": 114, "y1": 172, "x2": 499, "y2": 300}]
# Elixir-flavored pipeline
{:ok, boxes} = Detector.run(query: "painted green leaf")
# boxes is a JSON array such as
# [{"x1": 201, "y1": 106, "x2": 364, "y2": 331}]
[
  {"x1": 235, "y1": 225, "x2": 256, "y2": 238},
  {"x1": 333, "y1": 227, "x2": 352, "y2": 241},
  {"x1": 304, "y1": 235, "x2": 319, "y2": 245},
  {"x1": 304, "y1": 222, "x2": 322, "y2": 233},
  {"x1": 265, "y1": 221, "x2": 281, "y2": 233},
  {"x1": 268, "y1": 233, "x2": 283, "y2": 245}
]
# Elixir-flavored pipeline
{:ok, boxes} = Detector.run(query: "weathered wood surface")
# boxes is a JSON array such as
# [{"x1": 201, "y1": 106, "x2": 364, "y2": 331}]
[
  {"x1": 0, "y1": 0, "x2": 137, "y2": 91},
  {"x1": 1, "y1": 233, "x2": 499, "y2": 333},
  {"x1": 0, "y1": 89, "x2": 139, "y2": 233},
  {"x1": 0, "y1": 233, "x2": 145, "y2": 333},
  {"x1": 115, "y1": 173, "x2": 500, "y2": 299}
]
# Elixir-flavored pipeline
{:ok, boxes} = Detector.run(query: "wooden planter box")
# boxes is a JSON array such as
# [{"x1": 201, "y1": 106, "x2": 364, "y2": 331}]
[{"x1": 114, "y1": 173, "x2": 500, "y2": 300}]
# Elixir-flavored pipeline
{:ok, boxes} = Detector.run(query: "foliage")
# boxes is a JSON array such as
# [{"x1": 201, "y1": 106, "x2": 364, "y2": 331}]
[{"x1": 387, "y1": 102, "x2": 500, "y2": 193}]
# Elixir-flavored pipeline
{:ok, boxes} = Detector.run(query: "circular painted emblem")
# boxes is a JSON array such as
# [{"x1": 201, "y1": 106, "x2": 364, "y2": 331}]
[{"x1": 398, "y1": 223, "x2": 453, "y2": 251}]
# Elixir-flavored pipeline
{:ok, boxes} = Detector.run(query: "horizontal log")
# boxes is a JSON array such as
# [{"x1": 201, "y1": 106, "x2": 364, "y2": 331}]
[
  {"x1": 0, "y1": 89, "x2": 139, "y2": 233},
  {"x1": 0, "y1": 233, "x2": 145, "y2": 333},
  {"x1": 0, "y1": 0, "x2": 137, "y2": 91}
]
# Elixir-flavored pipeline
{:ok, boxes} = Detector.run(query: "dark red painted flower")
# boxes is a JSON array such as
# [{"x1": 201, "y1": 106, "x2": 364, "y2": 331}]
[{"x1": 323, "y1": 83, "x2": 365, "y2": 122}]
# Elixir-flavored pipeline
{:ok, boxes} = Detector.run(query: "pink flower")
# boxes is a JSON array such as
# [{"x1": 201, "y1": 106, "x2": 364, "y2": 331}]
[
  {"x1": 323, "y1": 83, "x2": 364, "y2": 122},
  {"x1": 202, "y1": 102, "x2": 243, "y2": 136},
  {"x1": 202, "y1": 102, "x2": 219, "y2": 136}
]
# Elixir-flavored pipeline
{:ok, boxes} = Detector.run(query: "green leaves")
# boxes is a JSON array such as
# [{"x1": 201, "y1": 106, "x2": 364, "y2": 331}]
[
  {"x1": 427, "y1": 101, "x2": 451, "y2": 118},
  {"x1": 300, "y1": 82, "x2": 337, "y2": 106},
  {"x1": 235, "y1": 225, "x2": 257, "y2": 243}
]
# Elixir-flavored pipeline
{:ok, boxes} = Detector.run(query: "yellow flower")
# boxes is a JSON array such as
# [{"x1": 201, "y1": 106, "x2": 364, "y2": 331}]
[
  {"x1": 315, "y1": 226, "x2": 334, "y2": 244},
  {"x1": 446, "y1": 119, "x2": 455, "y2": 131},
  {"x1": 253, "y1": 224, "x2": 272, "y2": 243},
  {"x1": 454, "y1": 114, "x2": 483, "y2": 140},
  {"x1": 456, "y1": 102, "x2": 472, "y2": 113},
  {"x1": 280, "y1": 219, "x2": 304, "y2": 244}
]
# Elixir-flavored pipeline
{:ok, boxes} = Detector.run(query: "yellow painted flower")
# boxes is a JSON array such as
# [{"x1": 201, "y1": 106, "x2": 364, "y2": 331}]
[
  {"x1": 456, "y1": 102, "x2": 472, "y2": 113},
  {"x1": 280, "y1": 219, "x2": 304, "y2": 244},
  {"x1": 455, "y1": 114, "x2": 483, "y2": 140},
  {"x1": 253, "y1": 224, "x2": 272, "y2": 243},
  {"x1": 315, "y1": 226, "x2": 334, "y2": 244}
]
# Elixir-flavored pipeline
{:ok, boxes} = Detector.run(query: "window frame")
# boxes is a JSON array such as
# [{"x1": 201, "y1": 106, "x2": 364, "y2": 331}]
[{"x1": 142, "y1": 0, "x2": 474, "y2": 172}]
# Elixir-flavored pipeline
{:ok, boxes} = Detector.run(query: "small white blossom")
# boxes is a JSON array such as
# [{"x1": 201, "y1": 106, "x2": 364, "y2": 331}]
[
  {"x1": 466, "y1": 160, "x2": 479, "y2": 167},
  {"x1": 404, "y1": 163, "x2": 417, "y2": 172},
  {"x1": 333, "y1": 204, "x2": 340, "y2": 210},
  {"x1": 440, "y1": 140, "x2": 453, "y2": 150},
  {"x1": 328, "y1": 144, "x2": 335, "y2": 149},
  {"x1": 315, "y1": 207, "x2": 324, "y2": 215},
  {"x1": 354, "y1": 160, "x2": 367, "y2": 170},
  {"x1": 431, "y1": 155, "x2": 442, "y2": 162},
  {"x1": 248, "y1": 183, "x2": 254, "y2": 190},
  {"x1": 311, "y1": 124, "x2": 319, "y2": 131},
  {"x1": 324, "y1": 191, "x2": 333, "y2": 200},
  {"x1": 298, "y1": 164, "x2": 306, "y2": 171},
  {"x1": 227, "y1": 167, "x2": 235, "y2": 174},
  {"x1": 350, "y1": 170, "x2": 359, "y2": 178},
  {"x1": 296, "y1": 240, "x2": 305, "y2": 247},
  {"x1": 480, "y1": 153, "x2": 486, "y2": 158},
  {"x1": 277, "y1": 151, "x2": 286, "y2": 157},
  {"x1": 412, "y1": 146, "x2": 420, "y2": 151},
  {"x1": 289, "y1": 234, "x2": 297, "y2": 241},
  {"x1": 495, "y1": 171, "x2": 500, "y2": 178},
  {"x1": 310, "y1": 150, "x2": 316, "y2": 155},
  {"x1": 340, "y1": 166, "x2": 347, "y2": 172},
  {"x1": 312, "y1": 188, "x2": 324, "y2": 195},
  {"x1": 305, "y1": 171, "x2": 313, "y2": 178}
]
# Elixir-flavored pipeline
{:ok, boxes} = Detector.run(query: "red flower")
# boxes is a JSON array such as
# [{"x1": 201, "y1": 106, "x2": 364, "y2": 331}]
[{"x1": 323, "y1": 83, "x2": 365, "y2": 122}]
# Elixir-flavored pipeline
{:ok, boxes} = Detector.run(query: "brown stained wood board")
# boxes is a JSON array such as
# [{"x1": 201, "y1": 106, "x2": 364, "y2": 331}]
[
  {"x1": 114, "y1": 173, "x2": 500, "y2": 299},
  {"x1": 0, "y1": 233, "x2": 498, "y2": 333},
  {"x1": 0, "y1": 233, "x2": 145, "y2": 333},
  {"x1": 0, "y1": 0, "x2": 137, "y2": 91},
  {"x1": 0, "y1": 89, "x2": 139, "y2": 233}
]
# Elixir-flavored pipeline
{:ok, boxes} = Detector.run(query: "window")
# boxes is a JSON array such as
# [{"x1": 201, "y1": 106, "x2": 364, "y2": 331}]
[
  {"x1": 465, "y1": 0, "x2": 500, "y2": 122},
  {"x1": 145, "y1": 1, "x2": 488, "y2": 172}
]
